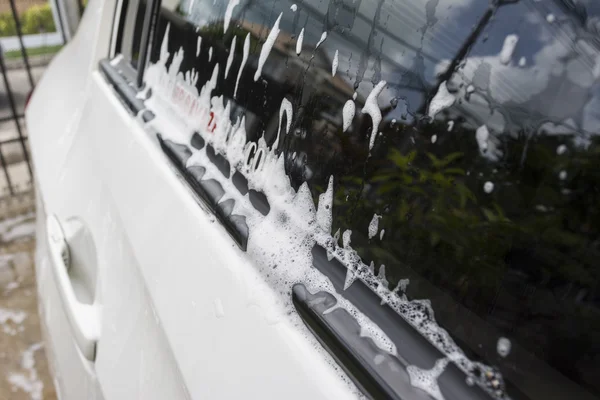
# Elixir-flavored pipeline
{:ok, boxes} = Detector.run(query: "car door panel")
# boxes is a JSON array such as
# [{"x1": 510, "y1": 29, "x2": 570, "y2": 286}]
[{"x1": 82, "y1": 69, "x2": 359, "y2": 398}]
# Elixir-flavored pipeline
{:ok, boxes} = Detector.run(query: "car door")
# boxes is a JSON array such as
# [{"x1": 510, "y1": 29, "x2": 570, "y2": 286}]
[
  {"x1": 28, "y1": 0, "x2": 600, "y2": 399},
  {"x1": 28, "y1": 0, "x2": 364, "y2": 398}
]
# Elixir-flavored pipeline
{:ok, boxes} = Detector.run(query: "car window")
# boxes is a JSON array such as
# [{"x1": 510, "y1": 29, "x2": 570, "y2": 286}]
[
  {"x1": 141, "y1": 0, "x2": 600, "y2": 399},
  {"x1": 115, "y1": 0, "x2": 148, "y2": 69}
]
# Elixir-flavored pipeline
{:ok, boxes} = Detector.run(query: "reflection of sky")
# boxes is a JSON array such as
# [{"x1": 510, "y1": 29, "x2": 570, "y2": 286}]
[
  {"x1": 432, "y1": 0, "x2": 600, "y2": 140},
  {"x1": 173, "y1": 0, "x2": 600, "y2": 137}
]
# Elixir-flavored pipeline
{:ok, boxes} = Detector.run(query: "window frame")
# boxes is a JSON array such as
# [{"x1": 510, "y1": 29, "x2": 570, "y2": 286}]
[{"x1": 108, "y1": 0, "x2": 161, "y2": 88}]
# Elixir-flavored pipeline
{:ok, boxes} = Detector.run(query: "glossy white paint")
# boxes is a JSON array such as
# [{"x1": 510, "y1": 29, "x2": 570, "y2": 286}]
[{"x1": 26, "y1": 0, "x2": 361, "y2": 398}]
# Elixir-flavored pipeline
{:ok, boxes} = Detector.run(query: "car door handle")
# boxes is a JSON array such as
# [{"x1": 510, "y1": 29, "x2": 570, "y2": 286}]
[{"x1": 46, "y1": 215, "x2": 100, "y2": 361}]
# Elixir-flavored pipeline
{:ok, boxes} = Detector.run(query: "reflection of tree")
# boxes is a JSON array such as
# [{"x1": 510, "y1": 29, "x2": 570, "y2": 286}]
[
  {"x1": 323, "y1": 116, "x2": 600, "y2": 394},
  {"x1": 420, "y1": 0, "x2": 520, "y2": 115}
]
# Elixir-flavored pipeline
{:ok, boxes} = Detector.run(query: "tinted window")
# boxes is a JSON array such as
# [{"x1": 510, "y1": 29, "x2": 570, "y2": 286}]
[
  {"x1": 144, "y1": 0, "x2": 600, "y2": 398},
  {"x1": 116, "y1": 0, "x2": 148, "y2": 68}
]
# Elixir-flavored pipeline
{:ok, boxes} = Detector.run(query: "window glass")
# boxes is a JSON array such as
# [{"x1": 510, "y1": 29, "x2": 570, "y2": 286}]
[
  {"x1": 116, "y1": 0, "x2": 147, "y2": 68},
  {"x1": 144, "y1": 0, "x2": 600, "y2": 398}
]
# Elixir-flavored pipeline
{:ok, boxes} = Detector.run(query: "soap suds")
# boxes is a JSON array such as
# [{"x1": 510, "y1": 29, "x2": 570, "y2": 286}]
[
  {"x1": 254, "y1": 13, "x2": 282, "y2": 81},
  {"x1": 559, "y1": 170, "x2": 567, "y2": 180},
  {"x1": 7, "y1": 343, "x2": 44, "y2": 400},
  {"x1": 476, "y1": 124, "x2": 490, "y2": 154},
  {"x1": 196, "y1": 36, "x2": 202, "y2": 57},
  {"x1": 141, "y1": 27, "x2": 510, "y2": 399},
  {"x1": 368, "y1": 214, "x2": 380, "y2": 239},
  {"x1": 223, "y1": 0, "x2": 240, "y2": 33},
  {"x1": 332, "y1": 50, "x2": 339, "y2": 76},
  {"x1": 316, "y1": 31, "x2": 327, "y2": 48},
  {"x1": 499, "y1": 34, "x2": 518, "y2": 65},
  {"x1": 234, "y1": 33, "x2": 250, "y2": 98},
  {"x1": 316, "y1": 176, "x2": 334, "y2": 233},
  {"x1": 362, "y1": 80, "x2": 387, "y2": 150},
  {"x1": 431, "y1": 134, "x2": 437, "y2": 143},
  {"x1": 497, "y1": 337, "x2": 511, "y2": 358},
  {"x1": 290, "y1": 3, "x2": 297, "y2": 11},
  {"x1": 556, "y1": 144, "x2": 567, "y2": 155},
  {"x1": 296, "y1": 28, "x2": 304, "y2": 55},
  {"x1": 407, "y1": 358, "x2": 450, "y2": 400},
  {"x1": 428, "y1": 81, "x2": 455, "y2": 119},
  {"x1": 484, "y1": 181, "x2": 494, "y2": 193},
  {"x1": 208, "y1": 47, "x2": 213, "y2": 62},
  {"x1": 342, "y1": 229, "x2": 352, "y2": 248},
  {"x1": 342, "y1": 100, "x2": 355, "y2": 132},
  {"x1": 379, "y1": 229, "x2": 385, "y2": 240},
  {"x1": 225, "y1": 36, "x2": 237, "y2": 79}
]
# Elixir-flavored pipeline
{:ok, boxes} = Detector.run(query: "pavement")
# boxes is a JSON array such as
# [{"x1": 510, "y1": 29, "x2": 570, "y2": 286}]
[
  {"x1": 0, "y1": 192, "x2": 56, "y2": 400},
  {"x1": 0, "y1": 60, "x2": 55, "y2": 399}
]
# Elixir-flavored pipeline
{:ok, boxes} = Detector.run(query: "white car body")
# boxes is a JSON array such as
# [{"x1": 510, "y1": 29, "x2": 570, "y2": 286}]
[
  {"x1": 27, "y1": 0, "x2": 600, "y2": 398},
  {"x1": 26, "y1": 0, "x2": 358, "y2": 398}
]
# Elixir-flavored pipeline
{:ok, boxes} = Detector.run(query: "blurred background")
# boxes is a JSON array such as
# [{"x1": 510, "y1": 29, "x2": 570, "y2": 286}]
[{"x1": 0, "y1": 0, "x2": 83, "y2": 397}]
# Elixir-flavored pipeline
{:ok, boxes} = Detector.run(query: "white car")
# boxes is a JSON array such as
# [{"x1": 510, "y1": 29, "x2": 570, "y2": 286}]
[{"x1": 27, "y1": 0, "x2": 600, "y2": 398}]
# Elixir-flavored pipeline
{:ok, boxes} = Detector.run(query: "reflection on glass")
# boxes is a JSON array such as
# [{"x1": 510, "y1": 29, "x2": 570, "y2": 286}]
[{"x1": 146, "y1": 0, "x2": 600, "y2": 398}]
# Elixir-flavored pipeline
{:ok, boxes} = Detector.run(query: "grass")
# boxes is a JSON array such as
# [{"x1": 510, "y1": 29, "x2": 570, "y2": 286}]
[{"x1": 3, "y1": 44, "x2": 63, "y2": 60}]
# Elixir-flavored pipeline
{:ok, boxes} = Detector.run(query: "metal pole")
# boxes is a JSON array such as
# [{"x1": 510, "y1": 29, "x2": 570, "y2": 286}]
[
  {"x1": 0, "y1": 144, "x2": 15, "y2": 196},
  {"x1": 0, "y1": 47, "x2": 33, "y2": 183},
  {"x1": 7, "y1": 0, "x2": 35, "y2": 90},
  {"x1": 50, "y1": 0, "x2": 69, "y2": 44}
]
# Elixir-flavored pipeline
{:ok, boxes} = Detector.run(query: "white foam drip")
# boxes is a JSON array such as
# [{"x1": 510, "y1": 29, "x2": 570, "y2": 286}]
[
  {"x1": 476, "y1": 124, "x2": 490, "y2": 154},
  {"x1": 447, "y1": 120, "x2": 454, "y2": 131},
  {"x1": 208, "y1": 47, "x2": 213, "y2": 62},
  {"x1": 559, "y1": 170, "x2": 567, "y2": 180},
  {"x1": 332, "y1": 49, "x2": 339, "y2": 76},
  {"x1": 497, "y1": 337, "x2": 511, "y2": 358},
  {"x1": 342, "y1": 99, "x2": 355, "y2": 132},
  {"x1": 546, "y1": 13, "x2": 555, "y2": 23},
  {"x1": 500, "y1": 34, "x2": 519, "y2": 65},
  {"x1": 274, "y1": 98, "x2": 293, "y2": 149},
  {"x1": 428, "y1": 81, "x2": 455, "y2": 119},
  {"x1": 316, "y1": 176, "x2": 334, "y2": 233},
  {"x1": 342, "y1": 229, "x2": 352, "y2": 248},
  {"x1": 431, "y1": 134, "x2": 437, "y2": 143},
  {"x1": 235, "y1": 33, "x2": 250, "y2": 98},
  {"x1": 290, "y1": 3, "x2": 297, "y2": 11},
  {"x1": 407, "y1": 358, "x2": 450, "y2": 400},
  {"x1": 316, "y1": 31, "x2": 327, "y2": 48},
  {"x1": 362, "y1": 80, "x2": 386, "y2": 151},
  {"x1": 379, "y1": 229, "x2": 385, "y2": 240},
  {"x1": 296, "y1": 28, "x2": 304, "y2": 55},
  {"x1": 484, "y1": 181, "x2": 494, "y2": 193},
  {"x1": 196, "y1": 36, "x2": 202, "y2": 57},
  {"x1": 225, "y1": 36, "x2": 237, "y2": 79},
  {"x1": 556, "y1": 144, "x2": 567, "y2": 155},
  {"x1": 368, "y1": 214, "x2": 380, "y2": 239},
  {"x1": 518, "y1": 57, "x2": 526, "y2": 67},
  {"x1": 254, "y1": 13, "x2": 282, "y2": 81},
  {"x1": 377, "y1": 265, "x2": 389, "y2": 300},
  {"x1": 223, "y1": 0, "x2": 240, "y2": 34}
]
